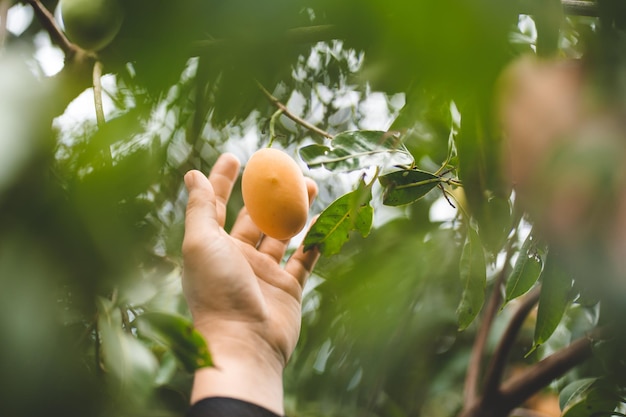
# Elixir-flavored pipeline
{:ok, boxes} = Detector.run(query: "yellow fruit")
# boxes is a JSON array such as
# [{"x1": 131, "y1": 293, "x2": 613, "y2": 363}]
[
  {"x1": 60, "y1": 0, "x2": 124, "y2": 51},
  {"x1": 241, "y1": 148, "x2": 309, "y2": 240}
]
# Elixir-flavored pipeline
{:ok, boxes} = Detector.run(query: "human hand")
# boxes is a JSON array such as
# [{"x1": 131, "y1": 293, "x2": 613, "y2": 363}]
[{"x1": 182, "y1": 153, "x2": 319, "y2": 414}]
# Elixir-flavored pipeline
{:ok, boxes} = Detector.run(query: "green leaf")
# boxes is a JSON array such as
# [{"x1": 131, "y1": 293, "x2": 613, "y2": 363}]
[
  {"x1": 477, "y1": 196, "x2": 512, "y2": 253},
  {"x1": 504, "y1": 232, "x2": 544, "y2": 305},
  {"x1": 299, "y1": 130, "x2": 414, "y2": 172},
  {"x1": 135, "y1": 312, "x2": 212, "y2": 373},
  {"x1": 456, "y1": 228, "x2": 487, "y2": 330},
  {"x1": 303, "y1": 180, "x2": 373, "y2": 256},
  {"x1": 559, "y1": 378, "x2": 597, "y2": 410},
  {"x1": 97, "y1": 298, "x2": 158, "y2": 396},
  {"x1": 561, "y1": 378, "x2": 621, "y2": 417},
  {"x1": 533, "y1": 253, "x2": 574, "y2": 348},
  {"x1": 379, "y1": 169, "x2": 442, "y2": 206}
]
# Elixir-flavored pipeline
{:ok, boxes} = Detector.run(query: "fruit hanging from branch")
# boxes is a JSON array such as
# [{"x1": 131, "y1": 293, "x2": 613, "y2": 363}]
[
  {"x1": 241, "y1": 148, "x2": 309, "y2": 241},
  {"x1": 60, "y1": 0, "x2": 124, "y2": 51}
]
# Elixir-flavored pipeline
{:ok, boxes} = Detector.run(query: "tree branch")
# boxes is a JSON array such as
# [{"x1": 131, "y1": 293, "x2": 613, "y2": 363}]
[
  {"x1": 463, "y1": 244, "x2": 515, "y2": 407},
  {"x1": 256, "y1": 81, "x2": 334, "y2": 139},
  {"x1": 482, "y1": 285, "x2": 542, "y2": 400},
  {"x1": 26, "y1": 0, "x2": 80, "y2": 58},
  {"x1": 498, "y1": 332, "x2": 594, "y2": 409},
  {"x1": 459, "y1": 329, "x2": 599, "y2": 417}
]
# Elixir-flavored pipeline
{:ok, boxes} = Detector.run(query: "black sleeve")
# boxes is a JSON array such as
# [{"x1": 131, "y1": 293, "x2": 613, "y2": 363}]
[{"x1": 186, "y1": 397, "x2": 283, "y2": 417}]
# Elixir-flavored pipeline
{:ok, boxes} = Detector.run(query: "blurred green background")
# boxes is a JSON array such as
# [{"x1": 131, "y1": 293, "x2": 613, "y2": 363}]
[{"x1": 1, "y1": 1, "x2": 625, "y2": 416}]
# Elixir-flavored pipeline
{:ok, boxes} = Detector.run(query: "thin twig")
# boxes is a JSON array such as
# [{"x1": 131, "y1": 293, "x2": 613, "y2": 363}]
[
  {"x1": 482, "y1": 285, "x2": 542, "y2": 400},
  {"x1": 439, "y1": 184, "x2": 456, "y2": 209},
  {"x1": 256, "y1": 81, "x2": 334, "y2": 139},
  {"x1": 26, "y1": 0, "x2": 79, "y2": 57}
]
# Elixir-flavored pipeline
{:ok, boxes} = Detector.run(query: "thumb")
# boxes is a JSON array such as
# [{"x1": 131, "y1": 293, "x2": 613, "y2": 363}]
[{"x1": 183, "y1": 170, "x2": 220, "y2": 253}]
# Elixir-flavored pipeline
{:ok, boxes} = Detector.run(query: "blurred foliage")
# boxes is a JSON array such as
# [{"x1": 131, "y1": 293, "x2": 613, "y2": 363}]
[{"x1": 2, "y1": 0, "x2": 626, "y2": 416}]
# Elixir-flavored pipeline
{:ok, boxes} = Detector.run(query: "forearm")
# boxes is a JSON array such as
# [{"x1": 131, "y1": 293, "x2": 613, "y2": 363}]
[{"x1": 191, "y1": 330, "x2": 286, "y2": 416}]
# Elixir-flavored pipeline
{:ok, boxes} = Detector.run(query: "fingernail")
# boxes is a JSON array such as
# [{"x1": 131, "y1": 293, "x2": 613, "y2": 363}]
[{"x1": 184, "y1": 171, "x2": 196, "y2": 189}]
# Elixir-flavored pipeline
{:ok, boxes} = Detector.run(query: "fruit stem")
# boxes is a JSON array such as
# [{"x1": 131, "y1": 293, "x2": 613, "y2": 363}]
[
  {"x1": 268, "y1": 108, "x2": 284, "y2": 148},
  {"x1": 93, "y1": 60, "x2": 105, "y2": 127}
]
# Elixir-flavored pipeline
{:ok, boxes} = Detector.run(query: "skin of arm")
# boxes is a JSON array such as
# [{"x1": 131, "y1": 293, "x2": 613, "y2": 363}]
[{"x1": 181, "y1": 153, "x2": 320, "y2": 415}]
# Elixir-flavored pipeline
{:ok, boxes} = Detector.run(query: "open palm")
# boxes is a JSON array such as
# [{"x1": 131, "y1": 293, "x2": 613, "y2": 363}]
[{"x1": 182, "y1": 152, "x2": 319, "y2": 369}]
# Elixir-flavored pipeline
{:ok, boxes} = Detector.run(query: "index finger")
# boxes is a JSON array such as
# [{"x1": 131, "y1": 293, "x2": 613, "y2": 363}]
[{"x1": 208, "y1": 153, "x2": 241, "y2": 227}]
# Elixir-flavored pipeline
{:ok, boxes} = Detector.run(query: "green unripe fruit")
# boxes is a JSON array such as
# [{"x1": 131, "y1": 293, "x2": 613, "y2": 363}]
[{"x1": 60, "y1": 0, "x2": 124, "y2": 51}]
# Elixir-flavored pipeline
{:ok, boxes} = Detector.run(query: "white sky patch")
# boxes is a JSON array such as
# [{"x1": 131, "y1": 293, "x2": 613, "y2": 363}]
[
  {"x1": 7, "y1": 3, "x2": 33, "y2": 36},
  {"x1": 53, "y1": 74, "x2": 118, "y2": 134},
  {"x1": 429, "y1": 194, "x2": 458, "y2": 223},
  {"x1": 359, "y1": 92, "x2": 393, "y2": 130},
  {"x1": 33, "y1": 32, "x2": 64, "y2": 76}
]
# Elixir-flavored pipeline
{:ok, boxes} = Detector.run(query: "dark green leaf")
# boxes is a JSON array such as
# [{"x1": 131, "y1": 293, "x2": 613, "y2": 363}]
[
  {"x1": 456, "y1": 228, "x2": 487, "y2": 330},
  {"x1": 135, "y1": 312, "x2": 212, "y2": 373},
  {"x1": 504, "y1": 232, "x2": 544, "y2": 305},
  {"x1": 533, "y1": 253, "x2": 575, "y2": 348},
  {"x1": 561, "y1": 378, "x2": 621, "y2": 417},
  {"x1": 299, "y1": 130, "x2": 414, "y2": 172},
  {"x1": 379, "y1": 169, "x2": 441, "y2": 206},
  {"x1": 303, "y1": 180, "x2": 373, "y2": 256}
]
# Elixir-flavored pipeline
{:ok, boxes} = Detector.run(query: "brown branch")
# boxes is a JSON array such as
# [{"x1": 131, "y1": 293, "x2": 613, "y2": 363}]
[
  {"x1": 482, "y1": 285, "x2": 542, "y2": 400},
  {"x1": 498, "y1": 332, "x2": 595, "y2": 409},
  {"x1": 26, "y1": 0, "x2": 80, "y2": 57},
  {"x1": 459, "y1": 330, "x2": 600, "y2": 417},
  {"x1": 463, "y1": 245, "x2": 514, "y2": 408},
  {"x1": 256, "y1": 81, "x2": 334, "y2": 139}
]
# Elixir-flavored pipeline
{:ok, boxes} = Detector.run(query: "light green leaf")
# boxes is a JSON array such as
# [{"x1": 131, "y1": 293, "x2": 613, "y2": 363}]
[
  {"x1": 303, "y1": 180, "x2": 373, "y2": 256},
  {"x1": 504, "y1": 232, "x2": 544, "y2": 305},
  {"x1": 559, "y1": 378, "x2": 597, "y2": 411},
  {"x1": 97, "y1": 298, "x2": 158, "y2": 396},
  {"x1": 533, "y1": 253, "x2": 574, "y2": 349},
  {"x1": 456, "y1": 228, "x2": 487, "y2": 330},
  {"x1": 299, "y1": 130, "x2": 414, "y2": 172},
  {"x1": 135, "y1": 311, "x2": 212, "y2": 373},
  {"x1": 378, "y1": 169, "x2": 442, "y2": 206}
]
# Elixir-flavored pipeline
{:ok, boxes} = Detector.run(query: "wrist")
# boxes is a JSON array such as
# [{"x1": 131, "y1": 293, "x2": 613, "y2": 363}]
[{"x1": 190, "y1": 325, "x2": 286, "y2": 415}]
